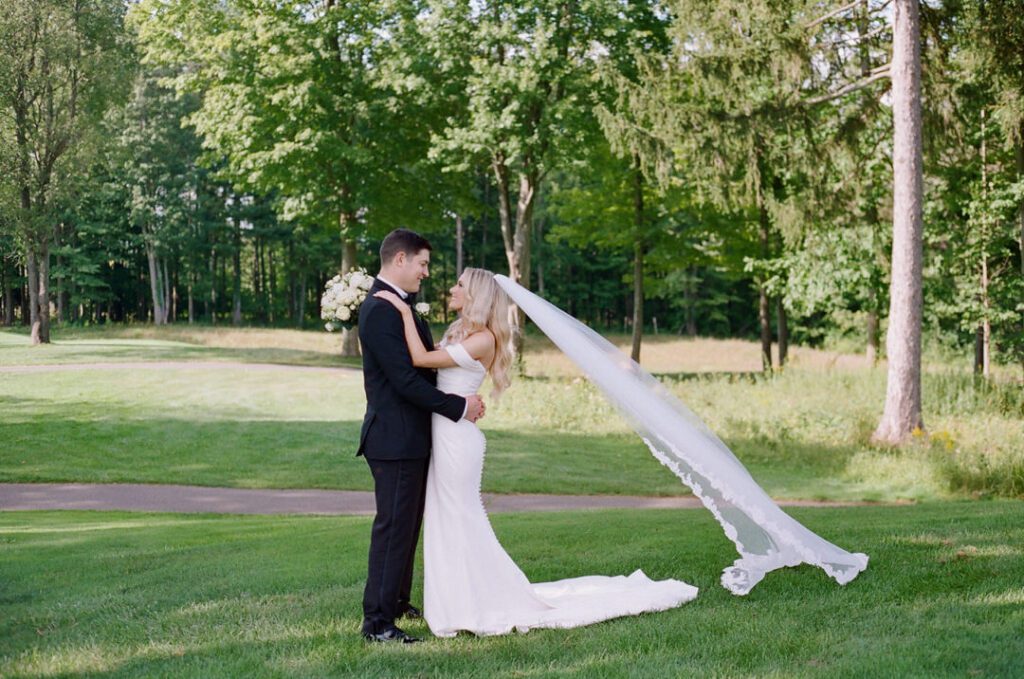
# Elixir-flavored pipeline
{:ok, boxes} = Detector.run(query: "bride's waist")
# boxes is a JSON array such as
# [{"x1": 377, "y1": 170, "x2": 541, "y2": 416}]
[{"x1": 436, "y1": 388, "x2": 480, "y2": 398}]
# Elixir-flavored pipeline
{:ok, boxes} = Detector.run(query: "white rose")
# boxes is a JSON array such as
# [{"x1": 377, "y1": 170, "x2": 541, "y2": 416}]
[
  {"x1": 339, "y1": 307, "x2": 352, "y2": 321},
  {"x1": 325, "y1": 322, "x2": 335, "y2": 332},
  {"x1": 415, "y1": 302, "x2": 430, "y2": 316}
]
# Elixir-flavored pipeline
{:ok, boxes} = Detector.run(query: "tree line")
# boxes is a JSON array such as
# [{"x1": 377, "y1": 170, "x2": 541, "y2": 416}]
[{"x1": 1, "y1": 1, "x2": 1022, "y2": 441}]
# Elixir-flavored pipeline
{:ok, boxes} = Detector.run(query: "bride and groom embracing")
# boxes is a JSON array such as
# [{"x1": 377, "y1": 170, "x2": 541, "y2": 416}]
[{"x1": 356, "y1": 228, "x2": 698, "y2": 643}]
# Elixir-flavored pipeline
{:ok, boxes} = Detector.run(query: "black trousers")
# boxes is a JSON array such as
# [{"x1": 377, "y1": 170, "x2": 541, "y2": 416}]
[{"x1": 361, "y1": 456, "x2": 429, "y2": 634}]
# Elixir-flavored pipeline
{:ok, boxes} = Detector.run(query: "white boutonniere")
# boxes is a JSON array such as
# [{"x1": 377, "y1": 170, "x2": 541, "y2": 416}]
[{"x1": 414, "y1": 302, "x2": 431, "y2": 318}]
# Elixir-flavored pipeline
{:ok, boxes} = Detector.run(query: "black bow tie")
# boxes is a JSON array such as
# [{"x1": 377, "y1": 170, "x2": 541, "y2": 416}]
[{"x1": 404, "y1": 292, "x2": 416, "y2": 306}]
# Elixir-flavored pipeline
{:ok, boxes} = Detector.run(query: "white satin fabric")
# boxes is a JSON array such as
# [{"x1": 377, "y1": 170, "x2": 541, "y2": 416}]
[{"x1": 423, "y1": 342, "x2": 698, "y2": 638}]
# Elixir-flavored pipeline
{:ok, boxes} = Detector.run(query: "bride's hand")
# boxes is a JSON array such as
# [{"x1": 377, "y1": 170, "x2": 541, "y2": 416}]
[{"x1": 374, "y1": 290, "x2": 410, "y2": 313}]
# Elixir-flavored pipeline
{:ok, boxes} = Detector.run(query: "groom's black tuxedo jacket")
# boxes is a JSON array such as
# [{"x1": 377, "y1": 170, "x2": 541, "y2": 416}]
[{"x1": 356, "y1": 278, "x2": 466, "y2": 460}]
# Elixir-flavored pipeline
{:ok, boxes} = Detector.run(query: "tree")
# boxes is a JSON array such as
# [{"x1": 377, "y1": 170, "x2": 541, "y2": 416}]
[
  {"x1": 873, "y1": 0, "x2": 924, "y2": 443},
  {"x1": 419, "y1": 0, "x2": 607, "y2": 347},
  {"x1": 0, "y1": 0, "x2": 131, "y2": 343},
  {"x1": 132, "y1": 0, "x2": 429, "y2": 353}
]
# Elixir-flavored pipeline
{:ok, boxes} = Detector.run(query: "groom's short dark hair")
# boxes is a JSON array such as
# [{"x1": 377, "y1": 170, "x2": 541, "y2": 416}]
[{"x1": 380, "y1": 228, "x2": 432, "y2": 265}]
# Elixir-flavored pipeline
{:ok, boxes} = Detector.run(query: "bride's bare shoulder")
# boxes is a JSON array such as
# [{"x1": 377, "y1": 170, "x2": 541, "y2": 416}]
[{"x1": 462, "y1": 329, "x2": 496, "y2": 362}]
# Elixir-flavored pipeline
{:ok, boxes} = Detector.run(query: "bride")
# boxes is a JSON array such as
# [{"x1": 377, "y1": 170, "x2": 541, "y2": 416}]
[{"x1": 374, "y1": 267, "x2": 698, "y2": 637}]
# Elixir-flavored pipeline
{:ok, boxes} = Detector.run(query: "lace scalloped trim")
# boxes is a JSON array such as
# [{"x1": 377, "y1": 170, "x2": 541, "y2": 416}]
[{"x1": 641, "y1": 436, "x2": 868, "y2": 595}]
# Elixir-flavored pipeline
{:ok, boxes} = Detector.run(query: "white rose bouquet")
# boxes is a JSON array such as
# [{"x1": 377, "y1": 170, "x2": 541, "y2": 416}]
[{"x1": 321, "y1": 268, "x2": 373, "y2": 331}]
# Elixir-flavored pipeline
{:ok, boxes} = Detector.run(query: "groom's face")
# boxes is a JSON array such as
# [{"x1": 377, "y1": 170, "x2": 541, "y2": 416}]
[{"x1": 394, "y1": 248, "x2": 431, "y2": 293}]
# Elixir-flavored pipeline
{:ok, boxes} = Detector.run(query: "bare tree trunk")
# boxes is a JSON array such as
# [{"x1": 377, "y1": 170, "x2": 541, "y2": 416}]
[
  {"x1": 873, "y1": 0, "x2": 924, "y2": 444},
  {"x1": 1017, "y1": 135, "x2": 1024, "y2": 380},
  {"x1": 187, "y1": 275, "x2": 195, "y2": 325},
  {"x1": 55, "y1": 250, "x2": 65, "y2": 324},
  {"x1": 1018, "y1": 135, "x2": 1024, "y2": 276},
  {"x1": 232, "y1": 228, "x2": 242, "y2": 327},
  {"x1": 38, "y1": 244, "x2": 50, "y2": 342},
  {"x1": 777, "y1": 299, "x2": 789, "y2": 367},
  {"x1": 27, "y1": 248, "x2": 41, "y2": 343},
  {"x1": 979, "y1": 108, "x2": 991, "y2": 379},
  {"x1": 146, "y1": 245, "x2": 166, "y2": 325},
  {"x1": 268, "y1": 242, "x2": 276, "y2": 324},
  {"x1": 494, "y1": 158, "x2": 537, "y2": 359},
  {"x1": 209, "y1": 249, "x2": 217, "y2": 325},
  {"x1": 162, "y1": 259, "x2": 172, "y2": 324},
  {"x1": 455, "y1": 214, "x2": 464, "y2": 278},
  {"x1": 1, "y1": 258, "x2": 12, "y2": 326},
  {"x1": 536, "y1": 208, "x2": 546, "y2": 298},
  {"x1": 340, "y1": 234, "x2": 360, "y2": 357},
  {"x1": 297, "y1": 274, "x2": 307, "y2": 329},
  {"x1": 631, "y1": 156, "x2": 644, "y2": 364},
  {"x1": 974, "y1": 327, "x2": 984, "y2": 375},
  {"x1": 757, "y1": 200, "x2": 773, "y2": 372}
]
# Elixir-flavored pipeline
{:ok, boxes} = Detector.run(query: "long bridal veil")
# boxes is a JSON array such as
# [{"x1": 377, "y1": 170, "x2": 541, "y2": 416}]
[{"x1": 494, "y1": 274, "x2": 868, "y2": 595}]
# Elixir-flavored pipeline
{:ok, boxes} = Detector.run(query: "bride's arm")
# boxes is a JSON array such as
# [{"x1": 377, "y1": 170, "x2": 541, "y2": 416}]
[{"x1": 374, "y1": 291, "x2": 457, "y2": 369}]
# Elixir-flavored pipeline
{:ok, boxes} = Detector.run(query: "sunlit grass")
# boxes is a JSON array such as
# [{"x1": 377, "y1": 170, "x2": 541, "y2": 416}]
[
  {"x1": 1, "y1": 327, "x2": 1021, "y2": 500},
  {"x1": 1, "y1": 504, "x2": 1022, "y2": 678}
]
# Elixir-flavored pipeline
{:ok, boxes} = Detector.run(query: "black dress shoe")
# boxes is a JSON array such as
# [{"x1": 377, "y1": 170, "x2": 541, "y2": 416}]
[
  {"x1": 362, "y1": 627, "x2": 421, "y2": 644},
  {"x1": 399, "y1": 604, "x2": 422, "y2": 620}
]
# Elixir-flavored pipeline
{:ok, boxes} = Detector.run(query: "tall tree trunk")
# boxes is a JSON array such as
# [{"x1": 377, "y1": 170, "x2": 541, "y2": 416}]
[
  {"x1": 1016, "y1": 134, "x2": 1024, "y2": 380},
  {"x1": 232, "y1": 227, "x2": 242, "y2": 327},
  {"x1": 979, "y1": 108, "x2": 991, "y2": 379},
  {"x1": 536, "y1": 211, "x2": 546, "y2": 298},
  {"x1": 974, "y1": 327, "x2": 984, "y2": 375},
  {"x1": 55, "y1": 250, "x2": 65, "y2": 324},
  {"x1": 776, "y1": 299, "x2": 789, "y2": 367},
  {"x1": 297, "y1": 274, "x2": 307, "y2": 329},
  {"x1": 26, "y1": 248, "x2": 40, "y2": 343},
  {"x1": 36, "y1": 242, "x2": 51, "y2": 343},
  {"x1": 209, "y1": 249, "x2": 217, "y2": 325},
  {"x1": 1018, "y1": 134, "x2": 1024, "y2": 276},
  {"x1": 267, "y1": 241, "x2": 276, "y2": 324},
  {"x1": 757, "y1": 198, "x2": 773, "y2": 372},
  {"x1": 873, "y1": 0, "x2": 924, "y2": 443},
  {"x1": 20, "y1": 264, "x2": 30, "y2": 326},
  {"x1": 1, "y1": 258, "x2": 12, "y2": 326},
  {"x1": 631, "y1": 156, "x2": 644, "y2": 364},
  {"x1": 146, "y1": 244, "x2": 165, "y2": 326},
  {"x1": 339, "y1": 233, "x2": 359, "y2": 357},
  {"x1": 455, "y1": 214, "x2": 464, "y2": 278},
  {"x1": 287, "y1": 241, "x2": 296, "y2": 325},
  {"x1": 188, "y1": 274, "x2": 195, "y2": 325}
]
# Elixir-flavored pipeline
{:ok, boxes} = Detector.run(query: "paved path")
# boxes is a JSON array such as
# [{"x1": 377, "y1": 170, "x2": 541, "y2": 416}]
[{"x1": 0, "y1": 483, "x2": 868, "y2": 516}]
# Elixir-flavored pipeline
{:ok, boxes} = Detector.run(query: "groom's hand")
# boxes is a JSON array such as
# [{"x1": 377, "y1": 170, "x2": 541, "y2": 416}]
[{"x1": 465, "y1": 395, "x2": 485, "y2": 422}]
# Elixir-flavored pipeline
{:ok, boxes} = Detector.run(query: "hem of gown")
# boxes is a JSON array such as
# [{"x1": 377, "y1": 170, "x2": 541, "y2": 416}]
[{"x1": 427, "y1": 582, "x2": 699, "y2": 638}]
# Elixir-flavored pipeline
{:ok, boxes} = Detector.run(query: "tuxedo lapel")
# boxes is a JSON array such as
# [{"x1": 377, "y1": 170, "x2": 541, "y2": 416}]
[{"x1": 372, "y1": 278, "x2": 434, "y2": 354}]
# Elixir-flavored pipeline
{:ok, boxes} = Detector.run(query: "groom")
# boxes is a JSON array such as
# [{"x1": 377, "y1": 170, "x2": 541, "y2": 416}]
[{"x1": 357, "y1": 228, "x2": 485, "y2": 644}]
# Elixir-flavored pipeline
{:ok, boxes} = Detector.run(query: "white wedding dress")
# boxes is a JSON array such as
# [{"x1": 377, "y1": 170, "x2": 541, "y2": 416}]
[{"x1": 422, "y1": 342, "x2": 698, "y2": 638}]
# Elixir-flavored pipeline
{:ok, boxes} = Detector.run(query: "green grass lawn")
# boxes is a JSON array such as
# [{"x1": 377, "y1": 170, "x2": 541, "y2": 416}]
[
  {"x1": 1, "y1": 502, "x2": 1022, "y2": 677},
  {"x1": 2, "y1": 327, "x2": 1022, "y2": 500}
]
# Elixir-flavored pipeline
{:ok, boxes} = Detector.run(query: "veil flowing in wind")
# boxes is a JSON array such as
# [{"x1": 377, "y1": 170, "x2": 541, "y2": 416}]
[{"x1": 495, "y1": 275, "x2": 868, "y2": 595}]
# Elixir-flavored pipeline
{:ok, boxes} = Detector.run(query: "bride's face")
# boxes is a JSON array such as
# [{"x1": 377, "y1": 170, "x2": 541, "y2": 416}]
[{"x1": 449, "y1": 275, "x2": 468, "y2": 312}]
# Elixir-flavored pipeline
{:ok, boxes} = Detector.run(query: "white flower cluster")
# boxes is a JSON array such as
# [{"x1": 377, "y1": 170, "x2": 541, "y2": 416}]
[
  {"x1": 415, "y1": 302, "x2": 431, "y2": 317},
  {"x1": 321, "y1": 268, "x2": 373, "y2": 331}
]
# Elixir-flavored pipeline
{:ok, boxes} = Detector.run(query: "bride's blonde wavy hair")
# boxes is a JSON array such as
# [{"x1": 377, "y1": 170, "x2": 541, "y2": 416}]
[{"x1": 441, "y1": 267, "x2": 516, "y2": 399}]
